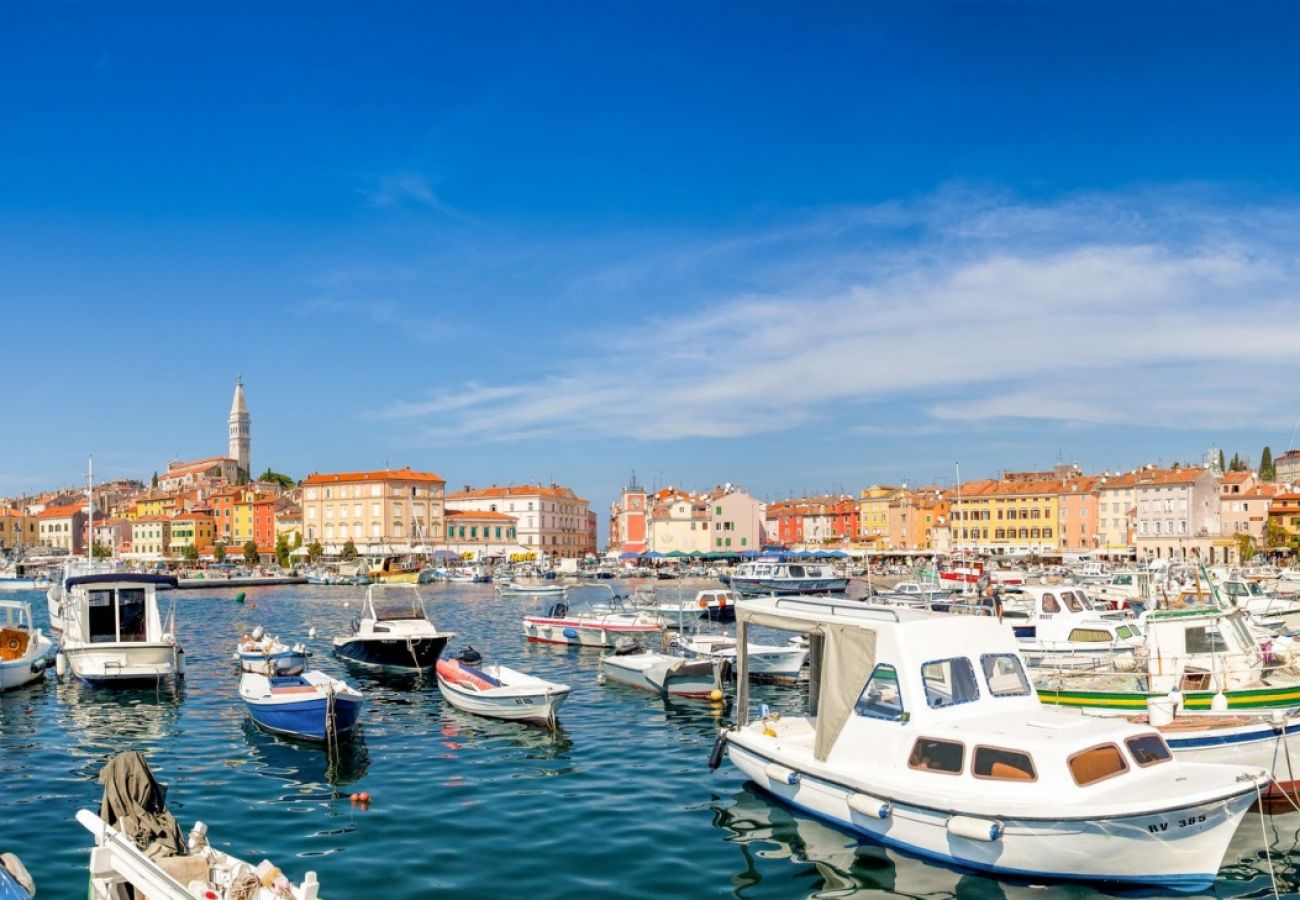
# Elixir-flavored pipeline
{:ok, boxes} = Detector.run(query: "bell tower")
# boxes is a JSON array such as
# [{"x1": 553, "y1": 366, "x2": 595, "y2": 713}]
[{"x1": 229, "y1": 375, "x2": 250, "y2": 475}]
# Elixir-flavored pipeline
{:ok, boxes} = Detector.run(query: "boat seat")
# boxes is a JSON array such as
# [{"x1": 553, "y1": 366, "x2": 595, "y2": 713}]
[
  {"x1": 0, "y1": 628, "x2": 29, "y2": 661},
  {"x1": 457, "y1": 663, "x2": 502, "y2": 688},
  {"x1": 990, "y1": 761, "x2": 1033, "y2": 781},
  {"x1": 269, "y1": 685, "x2": 320, "y2": 695}
]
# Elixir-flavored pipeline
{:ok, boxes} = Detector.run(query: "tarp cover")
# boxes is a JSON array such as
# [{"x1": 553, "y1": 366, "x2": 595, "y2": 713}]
[
  {"x1": 736, "y1": 603, "x2": 877, "y2": 763},
  {"x1": 98, "y1": 751, "x2": 185, "y2": 860}
]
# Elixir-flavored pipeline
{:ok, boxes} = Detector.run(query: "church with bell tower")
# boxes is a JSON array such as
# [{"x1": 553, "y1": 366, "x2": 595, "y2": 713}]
[{"x1": 229, "y1": 376, "x2": 251, "y2": 477}]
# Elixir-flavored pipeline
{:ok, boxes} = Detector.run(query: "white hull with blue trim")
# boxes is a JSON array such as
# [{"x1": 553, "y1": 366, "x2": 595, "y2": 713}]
[
  {"x1": 718, "y1": 596, "x2": 1269, "y2": 893},
  {"x1": 240, "y1": 670, "x2": 363, "y2": 742}
]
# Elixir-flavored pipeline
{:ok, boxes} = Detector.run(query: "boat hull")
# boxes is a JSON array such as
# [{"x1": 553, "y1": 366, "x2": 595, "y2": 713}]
[
  {"x1": 1037, "y1": 683, "x2": 1300, "y2": 712},
  {"x1": 731, "y1": 577, "x2": 848, "y2": 596},
  {"x1": 728, "y1": 738, "x2": 1253, "y2": 892},
  {"x1": 62, "y1": 642, "x2": 181, "y2": 685},
  {"x1": 0, "y1": 637, "x2": 53, "y2": 692},
  {"x1": 240, "y1": 673, "x2": 363, "y2": 742},
  {"x1": 600, "y1": 653, "x2": 719, "y2": 698},
  {"x1": 332, "y1": 634, "x2": 448, "y2": 671},
  {"x1": 522, "y1": 617, "x2": 663, "y2": 648}
]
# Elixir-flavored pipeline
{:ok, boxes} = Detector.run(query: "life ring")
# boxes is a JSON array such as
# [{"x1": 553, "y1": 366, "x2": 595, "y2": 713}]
[
  {"x1": 6, "y1": 637, "x2": 20, "y2": 652},
  {"x1": 698, "y1": 599, "x2": 709, "y2": 609},
  {"x1": 717, "y1": 597, "x2": 727, "y2": 607}
]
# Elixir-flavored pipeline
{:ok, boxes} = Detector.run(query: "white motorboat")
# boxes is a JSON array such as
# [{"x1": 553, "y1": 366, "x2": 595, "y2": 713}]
[
  {"x1": 0, "y1": 599, "x2": 53, "y2": 691},
  {"x1": 714, "y1": 595, "x2": 1269, "y2": 893},
  {"x1": 729, "y1": 558, "x2": 847, "y2": 596},
  {"x1": 600, "y1": 643, "x2": 722, "y2": 699},
  {"x1": 1216, "y1": 576, "x2": 1300, "y2": 632},
  {"x1": 57, "y1": 573, "x2": 184, "y2": 685},
  {"x1": 332, "y1": 583, "x2": 452, "y2": 671},
  {"x1": 643, "y1": 589, "x2": 742, "y2": 626},
  {"x1": 234, "y1": 626, "x2": 308, "y2": 676},
  {"x1": 523, "y1": 597, "x2": 665, "y2": 648},
  {"x1": 673, "y1": 632, "x2": 807, "y2": 683},
  {"x1": 496, "y1": 581, "x2": 567, "y2": 598},
  {"x1": 1001, "y1": 585, "x2": 1143, "y2": 668},
  {"x1": 436, "y1": 647, "x2": 571, "y2": 728}
]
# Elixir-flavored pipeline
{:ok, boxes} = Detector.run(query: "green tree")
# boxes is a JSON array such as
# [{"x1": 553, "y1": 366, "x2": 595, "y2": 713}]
[
  {"x1": 91, "y1": 541, "x2": 111, "y2": 559},
  {"x1": 307, "y1": 540, "x2": 323, "y2": 562},
  {"x1": 1261, "y1": 446, "x2": 1275, "y2": 481},
  {"x1": 1235, "y1": 533, "x2": 1257, "y2": 564},
  {"x1": 275, "y1": 532, "x2": 291, "y2": 567},
  {"x1": 341, "y1": 539, "x2": 358, "y2": 560},
  {"x1": 257, "y1": 469, "x2": 295, "y2": 490},
  {"x1": 213, "y1": 542, "x2": 227, "y2": 563},
  {"x1": 1265, "y1": 519, "x2": 1291, "y2": 550},
  {"x1": 293, "y1": 532, "x2": 303, "y2": 549},
  {"x1": 151, "y1": 471, "x2": 159, "y2": 488},
  {"x1": 181, "y1": 544, "x2": 199, "y2": 563},
  {"x1": 243, "y1": 540, "x2": 260, "y2": 565},
  {"x1": 1218, "y1": 449, "x2": 1226, "y2": 472}
]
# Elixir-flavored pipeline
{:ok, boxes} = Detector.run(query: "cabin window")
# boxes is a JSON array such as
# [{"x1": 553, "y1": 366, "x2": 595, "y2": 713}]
[
  {"x1": 1115, "y1": 625, "x2": 1138, "y2": 640},
  {"x1": 1066, "y1": 628, "x2": 1113, "y2": 643},
  {"x1": 1126, "y1": 734, "x2": 1173, "y2": 767},
  {"x1": 1185, "y1": 626, "x2": 1228, "y2": 654},
  {"x1": 973, "y1": 745, "x2": 1037, "y2": 781},
  {"x1": 920, "y1": 657, "x2": 980, "y2": 709},
  {"x1": 908, "y1": 737, "x2": 964, "y2": 774},
  {"x1": 1074, "y1": 590, "x2": 1095, "y2": 610},
  {"x1": 87, "y1": 589, "x2": 117, "y2": 642},
  {"x1": 854, "y1": 663, "x2": 905, "y2": 721},
  {"x1": 117, "y1": 589, "x2": 147, "y2": 642},
  {"x1": 979, "y1": 653, "x2": 1032, "y2": 697},
  {"x1": 1068, "y1": 743, "x2": 1129, "y2": 786},
  {"x1": 1041, "y1": 593, "x2": 1061, "y2": 613},
  {"x1": 788, "y1": 565, "x2": 805, "y2": 577},
  {"x1": 1115, "y1": 575, "x2": 1132, "y2": 586},
  {"x1": 1061, "y1": 591, "x2": 1083, "y2": 612}
]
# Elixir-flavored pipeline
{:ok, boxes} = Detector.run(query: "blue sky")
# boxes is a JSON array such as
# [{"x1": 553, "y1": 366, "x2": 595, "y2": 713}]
[{"x1": 4, "y1": 2, "x2": 1300, "y2": 523}]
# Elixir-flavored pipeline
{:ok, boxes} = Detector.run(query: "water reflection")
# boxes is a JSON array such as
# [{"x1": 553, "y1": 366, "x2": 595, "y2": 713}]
[
  {"x1": 56, "y1": 678, "x2": 183, "y2": 763},
  {"x1": 240, "y1": 718, "x2": 369, "y2": 788},
  {"x1": 435, "y1": 706, "x2": 574, "y2": 761}
]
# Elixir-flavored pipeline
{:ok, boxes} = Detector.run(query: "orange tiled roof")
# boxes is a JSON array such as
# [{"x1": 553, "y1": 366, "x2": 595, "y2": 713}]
[
  {"x1": 448, "y1": 484, "x2": 585, "y2": 502},
  {"x1": 38, "y1": 503, "x2": 84, "y2": 519},
  {"x1": 1136, "y1": 467, "x2": 1210, "y2": 486},
  {"x1": 1222, "y1": 471, "x2": 1253, "y2": 484},
  {"x1": 303, "y1": 467, "x2": 445, "y2": 485},
  {"x1": 446, "y1": 509, "x2": 516, "y2": 521}
]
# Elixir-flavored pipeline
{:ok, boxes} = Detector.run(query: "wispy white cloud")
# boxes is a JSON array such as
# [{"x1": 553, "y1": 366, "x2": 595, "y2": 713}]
[
  {"x1": 363, "y1": 188, "x2": 1300, "y2": 444},
  {"x1": 360, "y1": 173, "x2": 463, "y2": 218}
]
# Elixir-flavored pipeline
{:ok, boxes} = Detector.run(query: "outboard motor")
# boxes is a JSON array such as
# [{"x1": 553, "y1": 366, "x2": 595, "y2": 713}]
[
  {"x1": 456, "y1": 646, "x2": 483, "y2": 665},
  {"x1": 547, "y1": 602, "x2": 568, "y2": 618},
  {"x1": 613, "y1": 636, "x2": 642, "y2": 656}
]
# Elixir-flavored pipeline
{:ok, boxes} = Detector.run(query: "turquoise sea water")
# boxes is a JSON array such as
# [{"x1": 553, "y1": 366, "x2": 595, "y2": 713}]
[{"x1": 0, "y1": 580, "x2": 1296, "y2": 899}]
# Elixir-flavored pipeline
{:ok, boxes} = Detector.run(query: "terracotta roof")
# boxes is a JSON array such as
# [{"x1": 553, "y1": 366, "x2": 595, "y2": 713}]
[
  {"x1": 38, "y1": 503, "x2": 84, "y2": 519},
  {"x1": 1135, "y1": 467, "x2": 1210, "y2": 486},
  {"x1": 448, "y1": 484, "x2": 585, "y2": 502},
  {"x1": 303, "y1": 467, "x2": 445, "y2": 485},
  {"x1": 0, "y1": 508, "x2": 26, "y2": 518},
  {"x1": 446, "y1": 509, "x2": 516, "y2": 522}
]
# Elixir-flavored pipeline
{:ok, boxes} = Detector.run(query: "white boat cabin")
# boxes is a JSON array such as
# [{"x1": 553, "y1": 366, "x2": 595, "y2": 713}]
[
  {"x1": 731, "y1": 596, "x2": 1203, "y2": 816},
  {"x1": 1136, "y1": 607, "x2": 1261, "y2": 695},
  {"x1": 1001, "y1": 585, "x2": 1142, "y2": 652}
]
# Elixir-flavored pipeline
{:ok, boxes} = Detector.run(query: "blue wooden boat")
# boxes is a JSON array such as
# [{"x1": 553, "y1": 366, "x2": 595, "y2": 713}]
[{"x1": 239, "y1": 670, "x2": 363, "y2": 742}]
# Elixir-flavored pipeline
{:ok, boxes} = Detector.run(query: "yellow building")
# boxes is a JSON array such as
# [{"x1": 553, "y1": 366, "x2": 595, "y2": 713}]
[
  {"x1": 858, "y1": 485, "x2": 900, "y2": 547},
  {"x1": 950, "y1": 475, "x2": 1062, "y2": 555},
  {"x1": 132, "y1": 492, "x2": 174, "y2": 521},
  {"x1": 0, "y1": 509, "x2": 38, "y2": 551},
  {"x1": 168, "y1": 512, "x2": 214, "y2": 557}
]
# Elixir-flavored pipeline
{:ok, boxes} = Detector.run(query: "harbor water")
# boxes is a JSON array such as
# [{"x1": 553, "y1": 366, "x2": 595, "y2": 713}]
[{"x1": 0, "y1": 581, "x2": 1295, "y2": 898}]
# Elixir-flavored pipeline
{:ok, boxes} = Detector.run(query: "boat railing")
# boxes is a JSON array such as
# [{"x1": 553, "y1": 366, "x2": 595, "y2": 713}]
[{"x1": 766, "y1": 596, "x2": 902, "y2": 623}]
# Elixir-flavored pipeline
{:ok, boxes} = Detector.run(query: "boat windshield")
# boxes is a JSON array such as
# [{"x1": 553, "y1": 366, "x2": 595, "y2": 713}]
[
  {"x1": 1060, "y1": 591, "x2": 1083, "y2": 613},
  {"x1": 87, "y1": 588, "x2": 148, "y2": 643},
  {"x1": 368, "y1": 587, "x2": 428, "y2": 621}
]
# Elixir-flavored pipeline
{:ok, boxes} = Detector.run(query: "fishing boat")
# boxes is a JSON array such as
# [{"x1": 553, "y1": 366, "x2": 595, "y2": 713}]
[
  {"x1": 672, "y1": 632, "x2": 808, "y2": 683},
  {"x1": 234, "y1": 626, "x2": 308, "y2": 676},
  {"x1": 1035, "y1": 603, "x2": 1300, "y2": 713},
  {"x1": 57, "y1": 573, "x2": 184, "y2": 685},
  {"x1": 713, "y1": 595, "x2": 1269, "y2": 893},
  {"x1": 0, "y1": 599, "x2": 53, "y2": 692},
  {"x1": 435, "y1": 647, "x2": 571, "y2": 728},
  {"x1": 80, "y1": 750, "x2": 320, "y2": 899},
  {"x1": 332, "y1": 584, "x2": 452, "y2": 671},
  {"x1": 643, "y1": 589, "x2": 742, "y2": 625},
  {"x1": 599, "y1": 640, "x2": 723, "y2": 699},
  {"x1": 239, "y1": 670, "x2": 363, "y2": 742},
  {"x1": 522, "y1": 597, "x2": 665, "y2": 648},
  {"x1": 1001, "y1": 585, "x2": 1143, "y2": 668},
  {"x1": 729, "y1": 558, "x2": 848, "y2": 596},
  {"x1": 368, "y1": 554, "x2": 422, "y2": 584}
]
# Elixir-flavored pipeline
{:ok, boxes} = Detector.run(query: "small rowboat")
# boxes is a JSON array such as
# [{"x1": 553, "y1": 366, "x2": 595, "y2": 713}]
[
  {"x1": 239, "y1": 671, "x2": 363, "y2": 742},
  {"x1": 0, "y1": 600, "x2": 53, "y2": 693},
  {"x1": 435, "y1": 650, "x2": 571, "y2": 728},
  {"x1": 599, "y1": 643, "x2": 723, "y2": 700},
  {"x1": 234, "y1": 627, "x2": 308, "y2": 676}
]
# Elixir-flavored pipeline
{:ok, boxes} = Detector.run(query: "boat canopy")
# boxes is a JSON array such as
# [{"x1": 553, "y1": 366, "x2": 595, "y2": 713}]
[
  {"x1": 736, "y1": 597, "x2": 879, "y2": 762},
  {"x1": 65, "y1": 573, "x2": 178, "y2": 589}
]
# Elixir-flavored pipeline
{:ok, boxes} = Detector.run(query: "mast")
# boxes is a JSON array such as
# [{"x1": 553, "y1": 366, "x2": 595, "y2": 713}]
[{"x1": 86, "y1": 454, "x2": 94, "y2": 562}]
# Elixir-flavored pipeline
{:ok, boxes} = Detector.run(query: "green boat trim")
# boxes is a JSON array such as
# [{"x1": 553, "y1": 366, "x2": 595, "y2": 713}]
[{"x1": 1036, "y1": 683, "x2": 1300, "y2": 711}]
